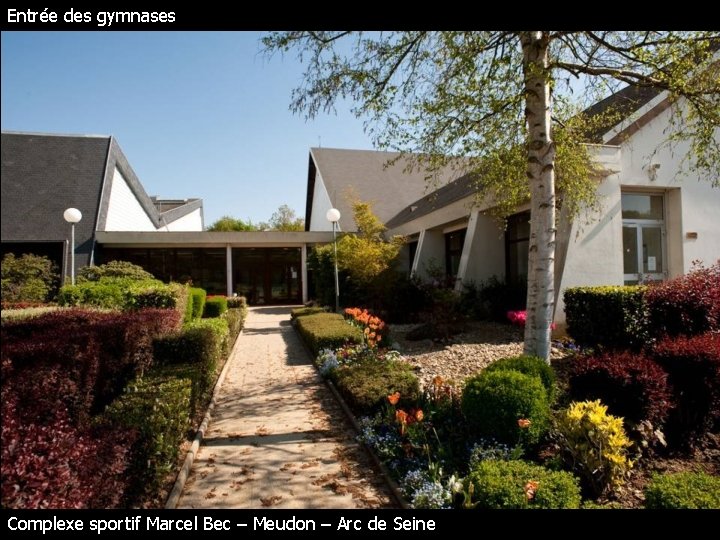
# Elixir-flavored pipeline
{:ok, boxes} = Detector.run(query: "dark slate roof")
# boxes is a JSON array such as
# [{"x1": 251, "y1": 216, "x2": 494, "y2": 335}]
[
  {"x1": 383, "y1": 85, "x2": 665, "y2": 229},
  {"x1": 1, "y1": 132, "x2": 111, "y2": 264},
  {"x1": 306, "y1": 148, "x2": 459, "y2": 231}
]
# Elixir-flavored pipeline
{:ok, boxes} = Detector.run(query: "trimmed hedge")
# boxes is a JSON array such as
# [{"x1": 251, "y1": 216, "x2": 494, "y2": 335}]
[
  {"x1": 58, "y1": 278, "x2": 186, "y2": 313},
  {"x1": 462, "y1": 370, "x2": 550, "y2": 447},
  {"x1": 101, "y1": 373, "x2": 192, "y2": 496},
  {"x1": 153, "y1": 317, "x2": 229, "y2": 400},
  {"x1": 644, "y1": 472, "x2": 720, "y2": 509},
  {"x1": 332, "y1": 359, "x2": 420, "y2": 415},
  {"x1": 464, "y1": 460, "x2": 581, "y2": 509},
  {"x1": 483, "y1": 355, "x2": 557, "y2": 404},
  {"x1": 645, "y1": 261, "x2": 720, "y2": 338},
  {"x1": 564, "y1": 285, "x2": 647, "y2": 350},
  {"x1": 78, "y1": 260, "x2": 153, "y2": 282},
  {"x1": 291, "y1": 306, "x2": 328, "y2": 320},
  {"x1": 568, "y1": 351, "x2": 672, "y2": 433},
  {"x1": 652, "y1": 333, "x2": 720, "y2": 446},
  {"x1": 225, "y1": 306, "x2": 248, "y2": 344},
  {"x1": 295, "y1": 312, "x2": 363, "y2": 355},
  {"x1": 227, "y1": 295, "x2": 247, "y2": 310},
  {"x1": 188, "y1": 287, "x2": 207, "y2": 322},
  {"x1": 204, "y1": 295, "x2": 228, "y2": 318},
  {"x1": 2, "y1": 308, "x2": 181, "y2": 423}
]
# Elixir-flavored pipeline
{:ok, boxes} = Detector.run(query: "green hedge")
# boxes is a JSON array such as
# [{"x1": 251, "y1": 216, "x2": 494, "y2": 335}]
[
  {"x1": 295, "y1": 312, "x2": 363, "y2": 355},
  {"x1": 644, "y1": 472, "x2": 720, "y2": 509},
  {"x1": 332, "y1": 359, "x2": 420, "y2": 415},
  {"x1": 101, "y1": 373, "x2": 191, "y2": 496},
  {"x1": 225, "y1": 306, "x2": 247, "y2": 344},
  {"x1": 203, "y1": 296, "x2": 228, "y2": 318},
  {"x1": 291, "y1": 306, "x2": 328, "y2": 320},
  {"x1": 464, "y1": 460, "x2": 581, "y2": 509},
  {"x1": 564, "y1": 285, "x2": 648, "y2": 350},
  {"x1": 58, "y1": 278, "x2": 186, "y2": 313},
  {"x1": 227, "y1": 296, "x2": 247, "y2": 310},
  {"x1": 187, "y1": 288, "x2": 207, "y2": 322}
]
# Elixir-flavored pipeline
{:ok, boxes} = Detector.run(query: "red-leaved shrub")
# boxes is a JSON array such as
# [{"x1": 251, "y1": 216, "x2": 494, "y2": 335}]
[
  {"x1": 568, "y1": 351, "x2": 673, "y2": 435},
  {"x1": 645, "y1": 261, "x2": 720, "y2": 338},
  {"x1": 652, "y1": 333, "x2": 720, "y2": 447},
  {"x1": 1, "y1": 308, "x2": 181, "y2": 423},
  {"x1": 1, "y1": 395, "x2": 136, "y2": 509}
]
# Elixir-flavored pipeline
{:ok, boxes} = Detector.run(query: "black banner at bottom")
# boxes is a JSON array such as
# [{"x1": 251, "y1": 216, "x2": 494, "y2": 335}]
[{"x1": 2, "y1": 508, "x2": 717, "y2": 537}]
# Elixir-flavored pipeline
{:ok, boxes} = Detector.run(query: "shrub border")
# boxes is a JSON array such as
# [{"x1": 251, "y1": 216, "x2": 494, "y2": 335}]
[{"x1": 293, "y1": 318, "x2": 407, "y2": 509}]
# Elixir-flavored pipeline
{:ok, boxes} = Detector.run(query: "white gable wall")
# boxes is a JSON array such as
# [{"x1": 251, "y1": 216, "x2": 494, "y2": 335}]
[
  {"x1": 309, "y1": 169, "x2": 335, "y2": 231},
  {"x1": 164, "y1": 208, "x2": 203, "y2": 231},
  {"x1": 104, "y1": 167, "x2": 156, "y2": 231}
]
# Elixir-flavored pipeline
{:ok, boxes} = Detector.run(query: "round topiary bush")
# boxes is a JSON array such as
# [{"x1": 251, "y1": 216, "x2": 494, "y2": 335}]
[
  {"x1": 644, "y1": 472, "x2": 720, "y2": 509},
  {"x1": 464, "y1": 460, "x2": 581, "y2": 509},
  {"x1": 461, "y1": 370, "x2": 550, "y2": 447},
  {"x1": 483, "y1": 355, "x2": 557, "y2": 403}
]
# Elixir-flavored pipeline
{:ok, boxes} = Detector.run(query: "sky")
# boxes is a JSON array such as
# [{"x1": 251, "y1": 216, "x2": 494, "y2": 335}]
[{"x1": 0, "y1": 32, "x2": 373, "y2": 226}]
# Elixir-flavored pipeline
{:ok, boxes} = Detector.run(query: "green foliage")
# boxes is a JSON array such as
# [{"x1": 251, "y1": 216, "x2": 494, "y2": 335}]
[
  {"x1": 311, "y1": 201, "x2": 403, "y2": 307},
  {"x1": 225, "y1": 305, "x2": 248, "y2": 344},
  {"x1": 78, "y1": 261, "x2": 153, "y2": 282},
  {"x1": 226, "y1": 296, "x2": 247, "y2": 309},
  {"x1": 58, "y1": 278, "x2": 184, "y2": 312},
  {"x1": 291, "y1": 306, "x2": 328, "y2": 319},
  {"x1": 265, "y1": 204, "x2": 305, "y2": 231},
  {"x1": 644, "y1": 472, "x2": 720, "y2": 509},
  {"x1": 207, "y1": 215, "x2": 258, "y2": 231},
  {"x1": 483, "y1": 355, "x2": 557, "y2": 404},
  {"x1": 555, "y1": 400, "x2": 633, "y2": 497},
  {"x1": 564, "y1": 285, "x2": 648, "y2": 350},
  {"x1": 332, "y1": 359, "x2": 420, "y2": 415},
  {"x1": 203, "y1": 296, "x2": 228, "y2": 318},
  {"x1": 1, "y1": 253, "x2": 58, "y2": 303},
  {"x1": 463, "y1": 460, "x2": 581, "y2": 509},
  {"x1": 187, "y1": 287, "x2": 207, "y2": 322},
  {"x1": 102, "y1": 373, "x2": 191, "y2": 494},
  {"x1": 461, "y1": 370, "x2": 550, "y2": 447},
  {"x1": 295, "y1": 312, "x2": 364, "y2": 355}
]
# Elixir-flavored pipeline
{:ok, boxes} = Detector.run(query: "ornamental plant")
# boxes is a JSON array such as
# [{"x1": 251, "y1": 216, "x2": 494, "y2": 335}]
[
  {"x1": 555, "y1": 400, "x2": 633, "y2": 497},
  {"x1": 344, "y1": 307, "x2": 389, "y2": 348}
]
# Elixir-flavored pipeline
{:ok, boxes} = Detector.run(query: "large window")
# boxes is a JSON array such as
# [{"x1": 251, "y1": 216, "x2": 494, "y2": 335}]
[
  {"x1": 445, "y1": 229, "x2": 466, "y2": 278},
  {"x1": 622, "y1": 193, "x2": 665, "y2": 285},
  {"x1": 505, "y1": 211, "x2": 530, "y2": 283}
]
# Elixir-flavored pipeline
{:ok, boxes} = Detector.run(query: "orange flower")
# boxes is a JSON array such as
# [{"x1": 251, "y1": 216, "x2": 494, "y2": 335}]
[
  {"x1": 388, "y1": 392, "x2": 400, "y2": 405},
  {"x1": 518, "y1": 418, "x2": 532, "y2": 429},
  {"x1": 395, "y1": 409, "x2": 408, "y2": 424},
  {"x1": 415, "y1": 409, "x2": 424, "y2": 422},
  {"x1": 524, "y1": 480, "x2": 539, "y2": 501},
  {"x1": 432, "y1": 375, "x2": 444, "y2": 387}
]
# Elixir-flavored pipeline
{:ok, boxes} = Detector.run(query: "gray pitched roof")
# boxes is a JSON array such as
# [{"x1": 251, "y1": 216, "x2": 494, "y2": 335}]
[
  {"x1": 306, "y1": 148, "x2": 459, "y2": 231},
  {"x1": 1, "y1": 132, "x2": 111, "y2": 266},
  {"x1": 383, "y1": 84, "x2": 665, "y2": 229},
  {"x1": 1, "y1": 132, "x2": 203, "y2": 267}
]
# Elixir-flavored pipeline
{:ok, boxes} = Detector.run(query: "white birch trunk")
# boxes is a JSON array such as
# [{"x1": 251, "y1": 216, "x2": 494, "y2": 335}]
[{"x1": 520, "y1": 31, "x2": 556, "y2": 363}]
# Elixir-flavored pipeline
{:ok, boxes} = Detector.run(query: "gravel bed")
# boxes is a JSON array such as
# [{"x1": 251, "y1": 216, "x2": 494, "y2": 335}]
[{"x1": 390, "y1": 321, "x2": 566, "y2": 389}]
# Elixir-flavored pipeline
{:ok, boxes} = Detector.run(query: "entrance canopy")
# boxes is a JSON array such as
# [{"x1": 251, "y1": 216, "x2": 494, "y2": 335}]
[{"x1": 94, "y1": 231, "x2": 334, "y2": 304}]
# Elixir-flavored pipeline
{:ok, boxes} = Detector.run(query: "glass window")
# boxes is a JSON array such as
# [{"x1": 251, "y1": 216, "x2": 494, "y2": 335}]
[
  {"x1": 445, "y1": 229, "x2": 466, "y2": 278},
  {"x1": 621, "y1": 194, "x2": 664, "y2": 220},
  {"x1": 506, "y1": 211, "x2": 530, "y2": 283}
]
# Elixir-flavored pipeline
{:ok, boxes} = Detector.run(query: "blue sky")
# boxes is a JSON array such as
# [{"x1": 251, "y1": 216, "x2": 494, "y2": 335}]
[{"x1": 1, "y1": 32, "x2": 373, "y2": 226}]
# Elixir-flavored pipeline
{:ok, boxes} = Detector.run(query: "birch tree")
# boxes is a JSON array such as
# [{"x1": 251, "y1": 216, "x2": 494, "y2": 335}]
[{"x1": 264, "y1": 31, "x2": 720, "y2": 361}]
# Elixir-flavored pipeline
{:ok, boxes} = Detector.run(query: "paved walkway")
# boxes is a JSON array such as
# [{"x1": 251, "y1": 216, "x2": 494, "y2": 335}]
[{"x1": 178, "y1": 306, "x2": 393, "y2": 509}]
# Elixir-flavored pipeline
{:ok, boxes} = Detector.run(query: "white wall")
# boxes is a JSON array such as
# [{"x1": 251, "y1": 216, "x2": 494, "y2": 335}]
[
  {"x1": 164, "y1": 208, "x2": 203, "y2": 231},
  {"x1": 463, "y1": 213, "x2": 506, "y2": 285},
  {"x1": 104, "y1": 167, "x2": 156, "y2": 231},
  {"x1": 413, "y1": 229, "x2": 445, "y2": 280},
  {"x1": 308, "y1": 170, "x2": 335, "y2": 231}
]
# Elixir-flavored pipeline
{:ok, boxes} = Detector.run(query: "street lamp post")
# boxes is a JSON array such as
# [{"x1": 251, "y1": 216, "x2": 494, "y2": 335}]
[
  {"x1": 326, "y1": 208, "x2": 341, "y2": 313},
  {"x1": 63, "y1": 208, "x2": 82, "y2": 285}
]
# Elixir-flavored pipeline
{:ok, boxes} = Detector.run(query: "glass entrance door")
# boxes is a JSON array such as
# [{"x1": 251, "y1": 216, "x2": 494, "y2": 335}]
[
  {"x1": 622, "y1": 224, "x2": 665, "y2": 284},
  {"x1": 621, "y1": 193, "x2": 666, "y2": 285}
]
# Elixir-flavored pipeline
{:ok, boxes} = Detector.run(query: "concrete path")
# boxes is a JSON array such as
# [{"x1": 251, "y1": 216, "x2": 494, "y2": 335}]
[{"x1": 178, "y1": 306, "x2": 394, "y2": 509}]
